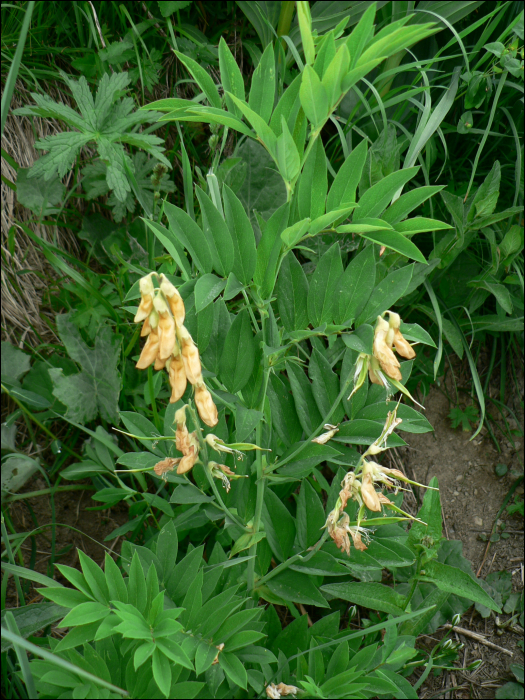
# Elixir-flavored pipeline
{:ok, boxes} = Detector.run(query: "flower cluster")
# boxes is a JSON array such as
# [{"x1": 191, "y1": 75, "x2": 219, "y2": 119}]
[
  {"x1": 152, "y1": 405, "x2": 201, "y2": 479},
  {"x1": 349, "y1": 311, "x2": 415, "y2": 399},
  {"x1": 324, "y1": 408, "x2": 436, "y2": 556},
  {"x1": 134, "y1": 272, "x2": 218, "y2": 427}
]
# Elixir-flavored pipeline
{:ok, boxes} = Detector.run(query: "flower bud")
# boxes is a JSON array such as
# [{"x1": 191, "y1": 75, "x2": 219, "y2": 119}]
[
  {"x1": 160, "y1": 274, "x2": 185, "y2": 328},
  {"x1": 136, "y1": 328, "x2": 160, "y2": 369},
  {"x1": 134, "y1": 273, "x2": 156, "y2": 323},
  {"x1": 373, "y1": 316, "x2": 401, "y2": 380},
  {"x1": 158, "y1": 313, "x2": 177, "y2": 361},
  {"x1": 195, "y1": 382, "x2": 218, "y2": 427},
  {"x1": 168, "y1": 352, "x2": 187, "y2": 403},
  {"x1": 312, "y1": 424, "x2": 339, "y2": 444},
  {"x1": 154, "y1": 355, "x2": 167, "y2": 370},
  {"x1": 179, "y1": 326, "x2": 202, "y2": 385},
  {"x1": 175, "y1": 406, "x2": 191, "y2": 454},
  {"x1": 141, "y1": 317, "x2": 152, "y2": 337},
  {"x1": 360, "y1": 468, "x2": 381, "y2": 512}
]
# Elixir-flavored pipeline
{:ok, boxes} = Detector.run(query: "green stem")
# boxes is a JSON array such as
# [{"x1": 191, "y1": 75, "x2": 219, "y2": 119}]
[
  {"x1": 402, "y1": 559, "x2": 422, "y2": 612},
  {"x1": 242, "y1": 290, "x2": 260, "y2": 332},
  {"x1": 270, "y1": 369, "x2": 354, "y2": 472},
  {"x1": 2, "y1": 484, "x2": 95, "y2": 503},
  {"x1": 147, "y1": 366, "x2": 160, "y2": 431},
  {"x1": 2, "y1": 386, "x2": 83, "y2": 461},
  {"x1": 246, "y1": 315, "x2": 269, "y2": 593},
  {"x1": 257, "y1": 531, "x2": 329, "y2": 588},
  {"x1": 1, "y1": 517, "x2": 25, "y2": 605}
]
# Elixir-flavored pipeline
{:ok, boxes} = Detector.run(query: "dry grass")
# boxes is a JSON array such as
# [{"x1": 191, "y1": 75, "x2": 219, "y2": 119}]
[{"x1": 1, "y1": 83, "x2": 82, "y2": 348}]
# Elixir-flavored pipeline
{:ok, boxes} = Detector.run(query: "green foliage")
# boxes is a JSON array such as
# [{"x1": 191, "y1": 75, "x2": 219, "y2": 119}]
[
  {"x1": 14, "y1": 71, "x2": 170, "y2": 205},
  {"x1": 448, "y1": 404, "x2": 480, "y2": 431},
  {"x1": 3, "y1": 2, "x2": 520, "y2": 698}
]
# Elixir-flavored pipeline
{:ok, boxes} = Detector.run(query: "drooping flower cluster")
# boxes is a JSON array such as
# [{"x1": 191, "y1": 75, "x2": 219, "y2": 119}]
[
  {"x1": 134, "y1": 272, "x2": 218, "y2": 427},
  {"x1": 323, "y1": 408, "x2": 436, "y2": 556},
  {"x1": 349, "y1": 311, "x2": 416, "y2": 399}
]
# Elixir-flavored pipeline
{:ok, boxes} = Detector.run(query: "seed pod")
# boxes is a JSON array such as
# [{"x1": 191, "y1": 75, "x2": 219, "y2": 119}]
[
  {"x1": 168, "y1": 353, "x2": 187, "y2": 403},
  {"x1": 136, "y1": 329, "x2": 160, "y2": 369},
  {"x1": 179, "y1": 326, "x2": 202, "y2": 385},
  {"x1": 373, "y1": 316, "x2": 401, "y2": 380},
  {"x1": 160, "y1": 275, "x2": 185, "y2": 328},
  {"x1": 195, "y1": 382, "x2": 218, "y2": 427}
]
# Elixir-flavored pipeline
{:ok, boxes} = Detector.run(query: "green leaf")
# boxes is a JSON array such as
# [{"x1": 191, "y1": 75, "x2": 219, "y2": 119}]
[
  {"x1": 297, "y1": 137, "x2": 327, "y2": 220},
  {"x1": 355, "y1": 265, "x2": 414, "y2": 326},
  {"x1": 223, "y1": 184, "x2": 257, "y2": 285},
  {"x1": 278, "y1": 442, "x2": 342, "y2": 479},
  {"x1": 338, "y1": 218, "x2": 394, "y2": 233},
  {"x1": 357, "y1": 167, "x2": 420, "y2": 219},
  {"x1": 394, "y1": 217, "x2": 452, "y2": 236},
  {"x1": 342, "y1": 324, "x2": 374, "y2": 355},
  {"x1": 281, "y1": 218, "x2": 311, "y2": 249},
  {"x1": 421, "y1": 561, "x2": 502, "y2": 613},
  {"x1": 166, "y1": 105, "x2": 255, "y2": 138},
  {"x1": 345, "y1": 3, "x2": 376, "y2": 70},
  {"x1": 164, "y1": 201, "x2": 213, "y2": 274},
  {"x1": 218, "y1": 37, "x2": 245, "y2": 118},
  {"x1": 152, "y1": 647, "x2": 171, "y2": 697},
  {"x1": 407, "y1": 476, "x2": 442, "y2": 552},
  {"x1": 219, "y1": 310, "x2": 255, "y2": 394},
  {"x1": 350, "y1": 228, "x2": 427, "y2": 264},
  {"x1": 194, "y1": 274, "x2": 226, "y2": 313},
  {"x1": 322, "y1": 44, "x2": 351, "y2": 107},
  {"x1": 0, "y1": 603, "x2": 67, "y2": 653},
  {"x1": 297, "y1": 480, "x2": 326, "y2": 549},
  {"x1": 382, "y1": 185, "x2": 445, "y2": 225},
  {"x1": 297, "y1": 1, "x2": 315, "y2": 65},
  {"x1": 219, "y1": 651, "x2": 248, "y2": 690},
  {"x1": 16, "y1": 168, "x2": 65, "y2": 215},
  {"x1": 287, "y1": 362, "x2": 323, "y2": 436},
  {"x1": 248, "y1": 43, "x2": 276, "y2": 124},
  {"x1": 254, "y1": 202, "x2": 290, "y2": 296},
  {"x1": 202, "y1": 299, "x2": 231, "y2": 375},
  {"x1": 174, "y1": 51, "x2": 221, "y2": 109},
  {"x1": 300, "y1": 65, "x2": 329, "y2": 128},
  {"x1": 261, "y1": 487, "x2": 296, "y2": 562},
  {"x1": 157, "y1": 2, "x2": 192, "y2": 18},
  {"x1": 321, "y1": 582, "x2": 405, "y2": 614},
  {"x1": 267, "y1": 373, "x2": 303, "y2": 447},
  {"x1": 309, "y1": 348, "x2": 345, "y2": 424},
  {"x1": 276, "y1": 116, "x2": 301, "y2": 182},
  {"x1": 235, "y1": 406, "x2": 263, "y2": 443},
  {"x1": 448, "y1": 405, "x2": 479, "y2": 431},
  {"x1": 48, "y1": 314, "x2": 120, "y2": 424},
  {"x1": 58, "y1": 602, "x2": 110, "y2": 627},
  {"x1": 226, "y1": 94, "x2": 278, "y2": 157},
  {"x1": 267, "y1": 570, "x2": 329, "y2": 608},
  {"x1": 277, "y1": 253, "x2": 309, "y2": 331},
  {"x1": 1, "y1": 341, "x2": 31, "y2": 384},
  {"x1": 336, "y1": 245, "x2": 376, "y2": 325},
  {"x1": 327, "y1": 139, "x2": 368, "y2": 213},
  {"x1": 195, "y1": 186, "x2": 235, "y2": 277},
  {"x1": 468, "y1": 280, "x2": 513, "y2": 314},
  {"x1": 234, "y1": 139, "x2": 287, "y2": 239},
  {"x1": 307, "y1": 242, "x2": 344, "y2": 326},
  {"x1": 468, "y1": 160, "x2": 500, "y2": 223}
]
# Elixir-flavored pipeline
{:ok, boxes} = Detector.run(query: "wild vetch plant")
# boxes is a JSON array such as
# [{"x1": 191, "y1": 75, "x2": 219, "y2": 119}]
[{"x1": 4, "y1": 3, "x2": 506, "y2": 699}]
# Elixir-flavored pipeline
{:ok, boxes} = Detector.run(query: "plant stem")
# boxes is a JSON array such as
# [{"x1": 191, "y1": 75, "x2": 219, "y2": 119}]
[
  {"x1": 256, "y1": 531, "x2": 329, "y2": 588},
  {"x1": 2, "y1": 386, "x2": 83, "y2": 461},
  {"x1": 3, "y1": 484, "x2": 95, "y2": 503},
  {"x1": 147, "y1": 366, "x2": 160, "y2": 431},
  {"x1": 270, "y1": 369, "x2": 354, "y2": 472},
  {"x1": 403, "y1": 560, "x2": 422, "y2": 611},
  {"x1": 246, "y1": 314, "x2": 269, "y2": 593}
]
